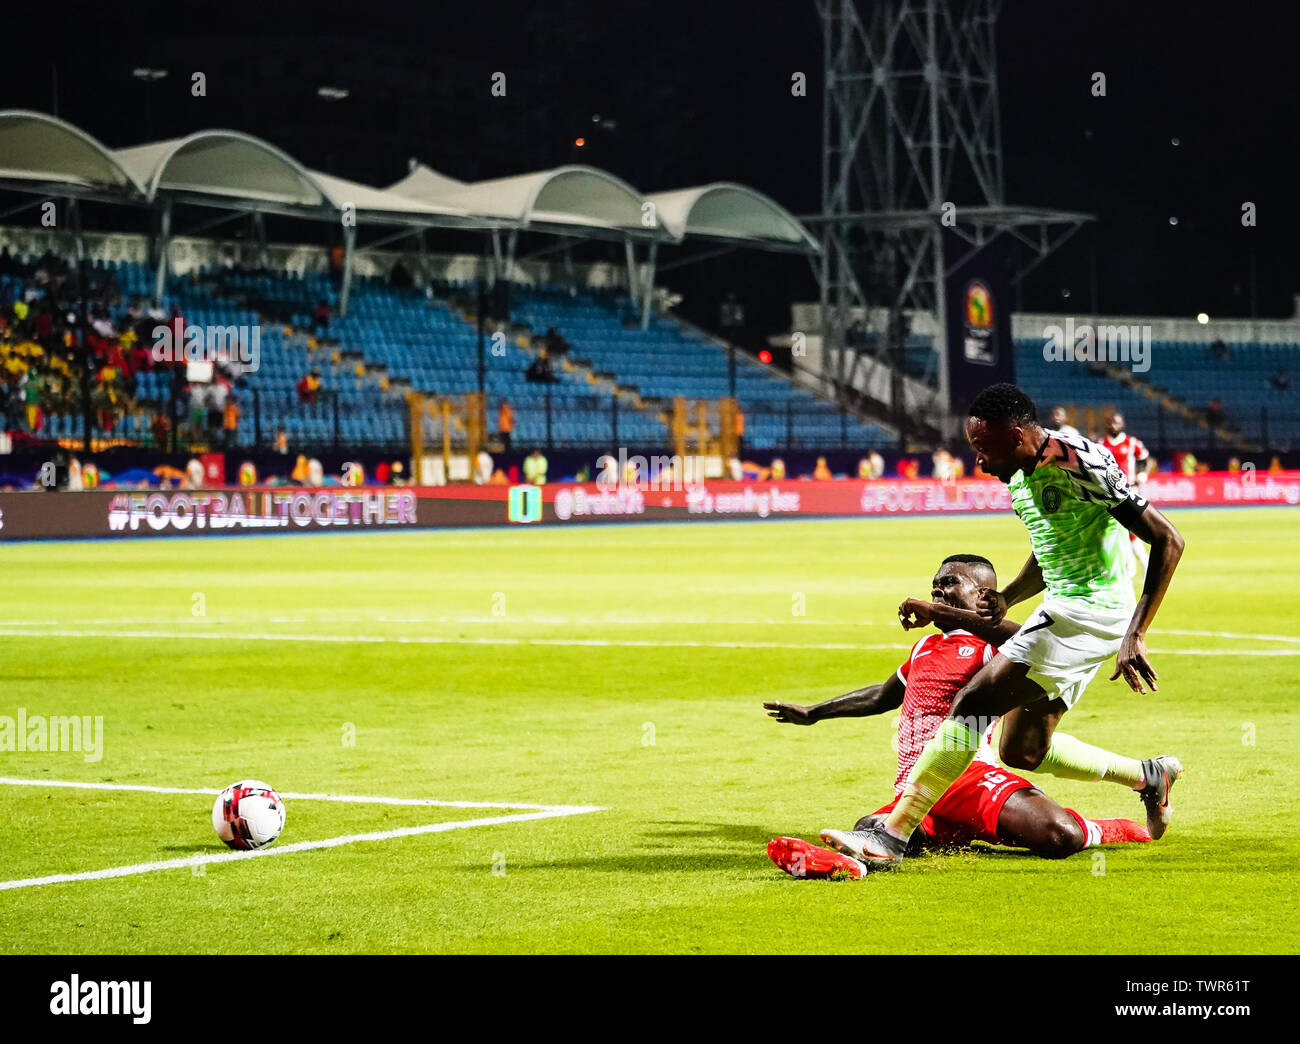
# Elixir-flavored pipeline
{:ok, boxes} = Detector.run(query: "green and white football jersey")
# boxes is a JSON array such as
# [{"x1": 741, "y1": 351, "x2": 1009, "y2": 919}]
[{"x1": 1007, "y1": 430, "x2": 1148, "y2": 610}]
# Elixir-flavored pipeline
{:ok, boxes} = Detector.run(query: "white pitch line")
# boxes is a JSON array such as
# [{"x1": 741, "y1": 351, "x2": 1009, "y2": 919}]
[
  {"x1": 1146, "y1": 648, "x2": 1300, "y2": 656},
  {"x1": 4, "y1": 626, "x2": 1300, "y2": 654},
  {"x1": 0, "y1": 615, "x2": 876, "y2": 628},
  {"x1": 0, "y1": 627, "x2": 905, "y2": 652},
  {"x1": 1154, "y1": 628, "x2": 1300, "y2": 644},
  {"x1": 0, "y1": 805, "x2": 604, "y2": 893},
  {"x1": 0, "y1": 777, "x2": 589, "y2": 812}
]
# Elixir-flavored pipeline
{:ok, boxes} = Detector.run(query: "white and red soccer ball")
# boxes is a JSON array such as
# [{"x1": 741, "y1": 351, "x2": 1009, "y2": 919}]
[{"x1": 212, "y1": 780, "x2": 286, "y2": 850}]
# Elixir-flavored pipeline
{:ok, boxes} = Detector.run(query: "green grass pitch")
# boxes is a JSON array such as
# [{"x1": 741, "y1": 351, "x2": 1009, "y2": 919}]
[{"x1": 1, "y1": 507, "x2": 1296, "y2": 954}]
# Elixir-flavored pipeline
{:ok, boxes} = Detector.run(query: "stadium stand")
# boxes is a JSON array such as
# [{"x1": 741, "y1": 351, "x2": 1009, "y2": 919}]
[
  {"x1": 2, "y1": 247, "x2": 894, "y2": 454},
  {"x1": 1013, "y1": 337, "x2": 1299, "y2": 451}
]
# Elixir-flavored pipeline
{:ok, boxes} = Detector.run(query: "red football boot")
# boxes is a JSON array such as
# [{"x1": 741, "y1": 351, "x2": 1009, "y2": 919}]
[
  {"x1": 767, "y1": 836, "x2": 866, "y2": 880},
  {"x1": 1093, "y1": 818, "x2": 1153, "y2": 844}
]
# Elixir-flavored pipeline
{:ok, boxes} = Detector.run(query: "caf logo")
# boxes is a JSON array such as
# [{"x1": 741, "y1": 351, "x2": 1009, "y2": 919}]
[
  {"x1": 1042, "y1": 486, "x2": 1062, "y2": 513},
  {"x1": 958, "y1": 645, "x2": 975, "y2": 658}
]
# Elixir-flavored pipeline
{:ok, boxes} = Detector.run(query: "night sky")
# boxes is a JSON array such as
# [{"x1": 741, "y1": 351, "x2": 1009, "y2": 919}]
[{"x1": 5, "y1": 0, "x2": 1294, "y2": 340}]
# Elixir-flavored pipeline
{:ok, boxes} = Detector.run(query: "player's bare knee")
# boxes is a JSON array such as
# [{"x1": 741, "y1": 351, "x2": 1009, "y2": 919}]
[
  {"x1": 1032, "y1": 811, "x2": 1085, "y2": 859},
  {"x1": 999, "y1": 740, "x2": 1046, "y2": 772}
]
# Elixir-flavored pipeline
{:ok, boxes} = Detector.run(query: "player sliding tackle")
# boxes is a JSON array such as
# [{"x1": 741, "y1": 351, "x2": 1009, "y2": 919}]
[
  {"x1": 763, "y1": 554, "x2": 1153, "y2": 880},
  {"x1": 821, "y1": 384, "x2": 1185, "y2": 871}
]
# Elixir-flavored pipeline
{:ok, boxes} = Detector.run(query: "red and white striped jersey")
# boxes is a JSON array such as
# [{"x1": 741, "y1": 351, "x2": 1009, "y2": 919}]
[
  {"x1": 1100, "y1": 432, "x2": 1150, "y2": 484},
  {"x1": 893, "y1": 630, "x2": 996, "y2": 792}
]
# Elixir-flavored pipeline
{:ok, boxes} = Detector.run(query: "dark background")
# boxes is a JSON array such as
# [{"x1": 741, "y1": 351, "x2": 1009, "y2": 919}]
[{"x1": 3, "y1": 0, "x2": 1294, "y2": 345}]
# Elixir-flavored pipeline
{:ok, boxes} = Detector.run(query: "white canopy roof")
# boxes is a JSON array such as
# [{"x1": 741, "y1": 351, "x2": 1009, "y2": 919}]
[
  {"x1": 0, "y1": 112, "x2": 815, "y2": 251},
  {"x1": 115, "y1": 130, "x2": 330, "y2": 209},
  {"x1": 389, "y1": 163, "x2": 663, "y2": 239},
  {"x1": 646, "y1": 183, "x2": 818, "y2": 251},
  {"x1": 0, "y1": 109, "x2": 145, "y2": 199},
  {"x1": 306, "y1": 169, "x2": 473, "y2": 225}
]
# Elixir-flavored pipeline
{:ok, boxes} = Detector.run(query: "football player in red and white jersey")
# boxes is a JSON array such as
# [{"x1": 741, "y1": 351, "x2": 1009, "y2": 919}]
[
  {"x1": 762, "y1": 553, "x2": 1151, "y2": 880},
  {"x1": 1100, "y1": 411, "x2": 1154, "y2": 575}
]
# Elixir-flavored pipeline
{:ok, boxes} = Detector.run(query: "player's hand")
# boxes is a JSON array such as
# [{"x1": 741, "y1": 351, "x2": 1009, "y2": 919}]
[
  {"x1": 897, "y1": 597, "x2": 933, "y2": 630},
  {"x1": 763, "y1": 700, "x2": 818, "y2": 725},
  {"x1": 976, "y1": 588, "x2": 1008, "y2": 623},
  {"x1": 1110, "y1": 632, "x2": 1158, "y2": 694}
]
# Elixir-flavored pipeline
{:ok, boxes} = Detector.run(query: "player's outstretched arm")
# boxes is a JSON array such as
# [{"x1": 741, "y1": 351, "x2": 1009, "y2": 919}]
[
  {"x1": 1110, "y1": 504, "x2": 1185, "y2": 693},
  {"x1": 978, "y1": 553, "x2": 1044, "y2": 622},
  {"x1": 763, "y1": 672, "x2": 904, "y2": 726},
  {"x1": 899, "y1": 597, "x2": 1021, "y2": 646}
]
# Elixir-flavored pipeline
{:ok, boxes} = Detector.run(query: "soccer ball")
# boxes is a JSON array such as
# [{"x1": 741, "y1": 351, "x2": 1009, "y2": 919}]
[{"x1": 212, "y1": 780, "x2": 286, "y2": 850}]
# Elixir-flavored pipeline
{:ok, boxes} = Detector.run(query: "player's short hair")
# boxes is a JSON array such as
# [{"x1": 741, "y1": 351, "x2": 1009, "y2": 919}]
[
  {"x1": 940, "y1": 553, "x2": 997, "y2": 583},
  {"x1": 968, "y1": 383, "x2": 1038, "y2": 427}
]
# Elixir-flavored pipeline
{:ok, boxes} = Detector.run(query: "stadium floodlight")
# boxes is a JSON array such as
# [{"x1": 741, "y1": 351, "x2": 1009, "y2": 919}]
[
  {"x1": 132, "y1": 67, "x2": 168, "y2": 81},
  {"x1": 317, "y1": 86, "x2": 350, "y2": 100},
  {"x1": 1197, "y1": 313, "x2": 1210, "y2": 324}
]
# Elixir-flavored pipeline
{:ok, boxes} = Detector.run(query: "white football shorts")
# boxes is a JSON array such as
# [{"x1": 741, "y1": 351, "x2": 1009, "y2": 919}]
[{"x1": 998, "y1": 596, "x2": 1133, "y2": 709}]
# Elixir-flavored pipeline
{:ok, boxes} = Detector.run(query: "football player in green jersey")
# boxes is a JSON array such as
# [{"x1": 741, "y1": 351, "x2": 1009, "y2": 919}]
[{"x1": 822, "y1": 383, "x2": 1186, "y2": 870}]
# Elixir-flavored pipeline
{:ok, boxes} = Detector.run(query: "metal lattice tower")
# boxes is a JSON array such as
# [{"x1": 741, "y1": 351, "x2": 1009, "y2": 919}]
[{"x1": 811, "y1": 0, "x2": 1091, "y2": 441}]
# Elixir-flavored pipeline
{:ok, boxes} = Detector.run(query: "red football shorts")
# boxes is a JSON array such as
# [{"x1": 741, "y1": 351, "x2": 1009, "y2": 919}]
[{"x1": 874, "y1": 760, "x2": 1036, "y2": 847}]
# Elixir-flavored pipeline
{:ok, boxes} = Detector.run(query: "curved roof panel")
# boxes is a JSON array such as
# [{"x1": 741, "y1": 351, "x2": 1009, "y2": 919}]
[
  {"x1": 646, "y1": 183, "x2": 818, "y2": 251},
  {"x1": 0, "y1": 109, "x2": 145, "y2": 197}
]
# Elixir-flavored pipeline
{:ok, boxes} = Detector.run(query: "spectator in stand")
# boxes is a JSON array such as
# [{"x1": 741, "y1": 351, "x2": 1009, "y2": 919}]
[
  {"x1": 1049, "y1": 405, "x2": 1080, "y2": 437},
  {"x1": 1270, "y1": 368, "x2": 1292, "y2": 391},
  {"x1": 734, "y1": 405, "x2": 745, "y2": 456},
  {"x1": 22, "y1": 369, "x2": 43, "y2": 432},
  {"x1": 931, "y1": 448, "x2": 957, "y2": 481},
  {"x1": 523, "y1": 448, "x2": 548, "y2": 485},
  {"x1": 313, "y1": 301, "x2": 331, "y2": 336},
  {"x1": 1206, "y1": 397, "x2": 1227, "y2": 428},
  {"x1": 275, "y1": 426, "x2": 289, "y2": 454},
  {"x1": 150, "y1": 411, "x2": 171, "y2": 450},
  {"x1": 525, "y1": 349, "x2": 556, "y2": 383},
  {"x1": 188, "y1": 382, "x2": 208, "y2": 438},
  {"x1": 498, "y1": 398, "x2": 514, "y2": 452},
  {"x1": 543, "y1": 325, "x2": 571, "y2": 357},
  {"x1": 1210, "y1": 338, "x2": 1229, "y2": 360},
  {"x1": 208, "y1": 378, "x2": 228, "y2": 435},
  {"x1": 222, "y1": 391, "x2": 240, "y2": 448},
  {"x1": 297, "y1": 369, "x2": 322, "y2": 404}
]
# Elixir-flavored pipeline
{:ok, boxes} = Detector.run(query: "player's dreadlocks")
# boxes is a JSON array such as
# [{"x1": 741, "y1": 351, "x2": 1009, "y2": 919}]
[{"x1": 967, "y1": 383, "x2": 1038, "y2": 427}]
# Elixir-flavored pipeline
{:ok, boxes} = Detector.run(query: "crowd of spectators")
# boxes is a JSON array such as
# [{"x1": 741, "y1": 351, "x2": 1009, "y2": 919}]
[{"x1": 0, "y1": 249, "x2": 251, "y2": 448}]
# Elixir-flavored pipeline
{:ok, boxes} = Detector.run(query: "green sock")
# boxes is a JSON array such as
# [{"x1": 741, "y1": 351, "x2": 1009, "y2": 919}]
[
  {"x1": 1035, "y1": 731, "x2": 1144, "y2": 788},
  {"x1": 884, "y1": 719, "x2": 982, "y2": 839}
]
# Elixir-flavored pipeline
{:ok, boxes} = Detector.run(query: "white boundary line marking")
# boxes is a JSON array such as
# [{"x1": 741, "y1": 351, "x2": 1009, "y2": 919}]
[
  {"x1": 0, "y1": 778, "x2": 604, "y2": 893},
  {"x1": 0, "y1": 777, "x2": 589, "y2": 811},
  {"x1": 0, "y1": 615, "x2": 878, "y2": 627},
  {"x1": 2, "y1": 626, "x2": 1299, "y2": 654},
  {"x1": 0, "y1": 808, "x2": 601, "y2": 893},
  {"x1": 0, "y1": 628, "x2": 904, "y2": 652}
]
